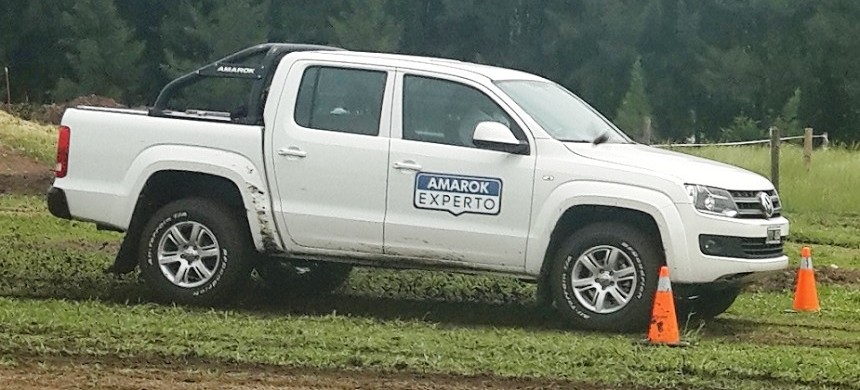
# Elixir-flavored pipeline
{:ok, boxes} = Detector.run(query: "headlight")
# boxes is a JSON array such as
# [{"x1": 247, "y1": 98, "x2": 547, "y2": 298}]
[{"x1": 684, "y1": 185, "x2": 738, "y2": 218}]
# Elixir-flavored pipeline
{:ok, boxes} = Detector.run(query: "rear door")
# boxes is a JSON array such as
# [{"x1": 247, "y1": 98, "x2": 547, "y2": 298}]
[
  {"x1": 270, "y1": 62, "x2": 394, "y2": 253},
  {"x1": 384, "y1": 71, "x2": 536, "y2": 268}
]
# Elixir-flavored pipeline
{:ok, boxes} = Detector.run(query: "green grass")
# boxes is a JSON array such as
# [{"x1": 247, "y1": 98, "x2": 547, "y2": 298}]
[
  {"x1": 0, "y1": 110, "x2": 57, "y2": 163},
  {"x1": 787, "y1": 213, "x2": 860, "y2": 250},
  {"x1": 785, "y1": 242, "x2": 860, "y2": 269},
  {"x1": 0, "y1": 293, "x2": 856, "y2": 390}
]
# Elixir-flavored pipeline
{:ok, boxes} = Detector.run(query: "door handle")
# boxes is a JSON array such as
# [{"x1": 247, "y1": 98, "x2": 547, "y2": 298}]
[
  {"x1": 277, "y1": 146, "x2": 307, "y2": 158},
  {"x1": 393, "y1": 161, "x2": 422, "y2": 171}
]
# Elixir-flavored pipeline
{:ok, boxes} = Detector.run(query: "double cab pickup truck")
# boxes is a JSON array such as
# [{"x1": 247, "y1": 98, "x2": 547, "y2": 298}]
[{"x1": 47, "y1": 44, "x2": 789, "y2": 331}]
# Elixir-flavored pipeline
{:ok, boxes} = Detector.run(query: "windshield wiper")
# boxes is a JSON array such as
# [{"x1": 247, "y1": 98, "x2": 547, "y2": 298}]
[
  {"x1": 593, "y1": 131, "x2": 610, "y2": 145},
  {"x1": 560, "y1": 130, "x2": 613, "y2": 144}
]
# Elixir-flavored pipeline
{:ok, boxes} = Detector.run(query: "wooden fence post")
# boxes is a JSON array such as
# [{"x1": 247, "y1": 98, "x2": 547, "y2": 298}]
[
  {"x1": 3, "y1": 66, "x2": 10, "y2": 109},
  {"x1": 803, "y1": 127, "x2": 813, "y2": 171},
  {"x1": 770, "y1": 126, "x2": 780, "y2": 191}
]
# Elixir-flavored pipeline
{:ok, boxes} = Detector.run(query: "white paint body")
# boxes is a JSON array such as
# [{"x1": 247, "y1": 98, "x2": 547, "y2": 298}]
[{"x1": 54, "y1": 50, "x2": 789, "y2": 285}]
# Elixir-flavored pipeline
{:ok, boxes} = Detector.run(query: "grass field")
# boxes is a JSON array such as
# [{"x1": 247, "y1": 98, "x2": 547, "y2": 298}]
[
  {"x1": 1, "y1": 111, "x2": 859, "y2": 389},
  {"x1": 0, "y1": 111, "x2": 56, "y2": 164}
]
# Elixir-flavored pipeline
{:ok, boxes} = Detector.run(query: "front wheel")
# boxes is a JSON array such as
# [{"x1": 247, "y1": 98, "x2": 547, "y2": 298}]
[
  {"x1": 549, "y1": 222, "x2": 661, "y2": 332},
  {"x1": 138, "y1": 198, "x2": 253, "y2": 306}
]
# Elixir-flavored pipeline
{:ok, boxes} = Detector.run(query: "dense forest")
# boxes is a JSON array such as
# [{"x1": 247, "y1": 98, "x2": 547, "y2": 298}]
[{"x1": 0, "y1": 0, "x2": 857, "y2": 142}]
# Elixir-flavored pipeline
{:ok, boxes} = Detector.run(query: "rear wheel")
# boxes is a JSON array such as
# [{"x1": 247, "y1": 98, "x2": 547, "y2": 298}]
[
  {"x1": 138, "y1": 198, "x2": 252, "y2": 306},
  {"x1": 549, "y1": 222, "x2": 661, "y2": 332},
  {"x1": 255, "y1": 258, "x2": 352, "y2": 296}
]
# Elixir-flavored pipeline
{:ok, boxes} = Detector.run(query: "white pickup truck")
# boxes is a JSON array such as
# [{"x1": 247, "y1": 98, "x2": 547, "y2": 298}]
[{"x1": 47, "y1": 44, "x2": 788, "y2": 331}]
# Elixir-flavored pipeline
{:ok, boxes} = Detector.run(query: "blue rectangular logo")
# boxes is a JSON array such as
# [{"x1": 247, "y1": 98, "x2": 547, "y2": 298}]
[{"x1": 414, "y1": 172, "x2": 502, "y2": 216}]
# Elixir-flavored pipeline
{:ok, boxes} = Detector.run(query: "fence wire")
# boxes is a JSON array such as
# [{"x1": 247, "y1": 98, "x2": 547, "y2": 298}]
[{"x1": 653, "y1": 134, "x2": 828, "y2": 148}]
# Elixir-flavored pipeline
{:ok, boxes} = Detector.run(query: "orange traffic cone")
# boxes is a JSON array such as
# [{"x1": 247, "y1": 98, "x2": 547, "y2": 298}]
[
  {"x1": 792, "y1": 246, "x2": 820, "y2": 312},
  {"x1": 646, "y1": 266, "x2": 682, "y2": 345}
]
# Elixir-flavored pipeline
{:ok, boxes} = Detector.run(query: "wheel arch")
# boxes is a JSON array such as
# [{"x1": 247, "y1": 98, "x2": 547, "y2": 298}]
[
  {"x1": 527, "y1": 181, "x2": 688, "y2": 282},
  {"x1": 118, "y1": 145, "x2": 283, "y2": 254},
  {"x1": 538, "y1": 205, "x2": 664, "y2": 280},
  {"x1": 127, "y1": 169, "x2": 281, "y2": 256}
]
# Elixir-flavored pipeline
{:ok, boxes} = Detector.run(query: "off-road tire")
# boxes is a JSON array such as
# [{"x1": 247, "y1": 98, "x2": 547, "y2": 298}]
[
  {"x1": 549, "y1": 222, "x2": 661, "y2": 332},
  {"x1": 138, "y1": 198, "x2": 252, "y2": 306}
]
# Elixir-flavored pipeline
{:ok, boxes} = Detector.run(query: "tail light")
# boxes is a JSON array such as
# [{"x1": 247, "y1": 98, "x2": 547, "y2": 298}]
[{"x1": 56, "y1": 125, "x2": 70, "y2": 178}]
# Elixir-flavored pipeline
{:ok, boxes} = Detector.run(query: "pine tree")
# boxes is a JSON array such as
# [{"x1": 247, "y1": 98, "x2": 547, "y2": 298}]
[
  {"x1": 52, "y1": 0, "x2": 144, "y2": 102},
  {"x1": 115, "y1": 0, "x2": 170, "y2": 103},
  {"x1": 160, "y1": 0, "x2": 268, "y2": 76},
  {"x1": 774, "y1": 87, "x2": 802, "y2": 136},
  {"x1": 330, "y1": 0, "x2": 402, "y2": 52},
  {"x1": 267, "y1": 0, "x2": 344, "y2": 44},
  {"x1": 614, "y1": 57, "x2": 655, "y2": 142},
  {"x1": 0, "y1": 1, "x2": 74, "y2": 103},
  {"x1": 720, "y1": 115, "x2": 763, "y2": 142}
]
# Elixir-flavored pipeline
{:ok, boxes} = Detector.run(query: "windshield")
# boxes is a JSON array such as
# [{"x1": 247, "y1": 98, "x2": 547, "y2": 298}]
[{"x1": 495, "y1": 80, "x2": 631, "y2": 143}]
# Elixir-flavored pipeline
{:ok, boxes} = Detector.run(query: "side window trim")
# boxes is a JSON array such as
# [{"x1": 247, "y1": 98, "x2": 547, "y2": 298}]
[
  {"x1": 392, "y1": 69, "x2": 532, "y2": 154},
  {"x1": 308, "y1": 67, "x2": 322, "y2": 127}
]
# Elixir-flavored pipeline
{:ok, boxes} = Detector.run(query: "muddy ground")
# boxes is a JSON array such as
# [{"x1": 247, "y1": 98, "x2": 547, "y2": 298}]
[
  {"x1": 748, "y1": 266, "x2": 860, "y2": 293},
  {"x1": 0, "y1": 147, "x2": 626, "y2": 389},
  {"x1": 1, "y1": 354, "x2": 607, "y2": 390},
  {"x1": 0, "y1": 146, "x2": 53, "y2": 195}
]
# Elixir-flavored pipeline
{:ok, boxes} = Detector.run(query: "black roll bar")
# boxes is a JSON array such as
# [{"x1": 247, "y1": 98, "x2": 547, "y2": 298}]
[{"x1": 150, "y1": 43, "x2": 344, "y2": 125}]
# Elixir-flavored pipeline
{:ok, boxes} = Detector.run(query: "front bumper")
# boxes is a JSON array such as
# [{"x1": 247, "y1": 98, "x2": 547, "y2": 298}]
[
  {"x1": 47, "y1": 186, "x2": 71, "y2": 220},
  {"x1": 674, "y1": 205, "x2": 789, "y2": 284}
]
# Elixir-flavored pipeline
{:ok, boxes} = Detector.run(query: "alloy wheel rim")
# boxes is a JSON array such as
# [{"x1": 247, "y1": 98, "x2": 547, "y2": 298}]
[
  {"x1": 569, "y1": 245, "x2": 639, "y2": 314},
  {"x1": 157, "y1": 221, "x2": 221, "y2": 288}
]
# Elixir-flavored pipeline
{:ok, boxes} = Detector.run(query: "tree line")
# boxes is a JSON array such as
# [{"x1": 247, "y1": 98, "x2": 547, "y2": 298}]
[{"x1": 0, "y1": 0, "x2": 857, "y2": 142}]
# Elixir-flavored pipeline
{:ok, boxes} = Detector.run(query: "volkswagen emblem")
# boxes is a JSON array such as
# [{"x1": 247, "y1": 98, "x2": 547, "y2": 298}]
[{"x1": 757, "y1": 192, "x2": 774, "y2": 218}]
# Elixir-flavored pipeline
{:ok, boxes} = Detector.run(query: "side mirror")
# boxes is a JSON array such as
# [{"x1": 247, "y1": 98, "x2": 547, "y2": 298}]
[{"x1": 472, "y1": 121, "x2": 529, "y2": 154}]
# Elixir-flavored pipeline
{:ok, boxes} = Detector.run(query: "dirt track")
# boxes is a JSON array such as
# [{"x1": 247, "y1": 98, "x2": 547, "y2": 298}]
[
  {"x1": 0, "y1": 354, "x2": 603, "y2": 390},
  {"x1": 0, "y1": 146, "x2": 53, "y2": 195}
]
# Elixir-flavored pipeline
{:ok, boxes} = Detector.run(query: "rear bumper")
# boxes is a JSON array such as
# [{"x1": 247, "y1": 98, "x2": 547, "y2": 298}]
[{"x1": 47, "y1": 186, "x2": 71, "y2": 220}]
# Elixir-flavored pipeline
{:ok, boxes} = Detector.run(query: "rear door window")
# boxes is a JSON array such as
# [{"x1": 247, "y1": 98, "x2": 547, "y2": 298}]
[{"x1": 294, "y1": 66, "x2": 387, "y2": 136}]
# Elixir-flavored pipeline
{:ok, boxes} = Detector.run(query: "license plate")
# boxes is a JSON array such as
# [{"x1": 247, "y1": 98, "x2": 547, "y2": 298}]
[{"x1": 766, "y1": 227, "x2": 782, "y2": 244}]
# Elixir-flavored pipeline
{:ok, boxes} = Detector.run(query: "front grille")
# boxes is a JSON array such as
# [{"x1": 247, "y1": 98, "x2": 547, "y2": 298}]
[
  {"x1": 730, "y1": 190, "x2": 781, "y2": 219},
  {"x1": 740, "y1": 237, "x2": 785, "y2": 259},
  {"x1": 700, "y1": 235, "x2": 785, "y2": 259}
]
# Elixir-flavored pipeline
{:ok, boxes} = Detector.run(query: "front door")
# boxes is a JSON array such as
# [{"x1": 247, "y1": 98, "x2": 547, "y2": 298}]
[
  {"x1": 384, "y1": 72, "x2": 536, "y2": 268},
  {"x1": 271, "y1": 63, "x2": 394, "y2": 253}
]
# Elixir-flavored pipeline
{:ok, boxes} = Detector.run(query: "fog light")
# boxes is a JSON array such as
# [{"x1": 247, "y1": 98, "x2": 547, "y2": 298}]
[
  {"x1": 699, "y1": 235, "x2": 745, "y2": 258},
  {"x1": 703, "y1": 239, "x2": 720, "y2": 253}
]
